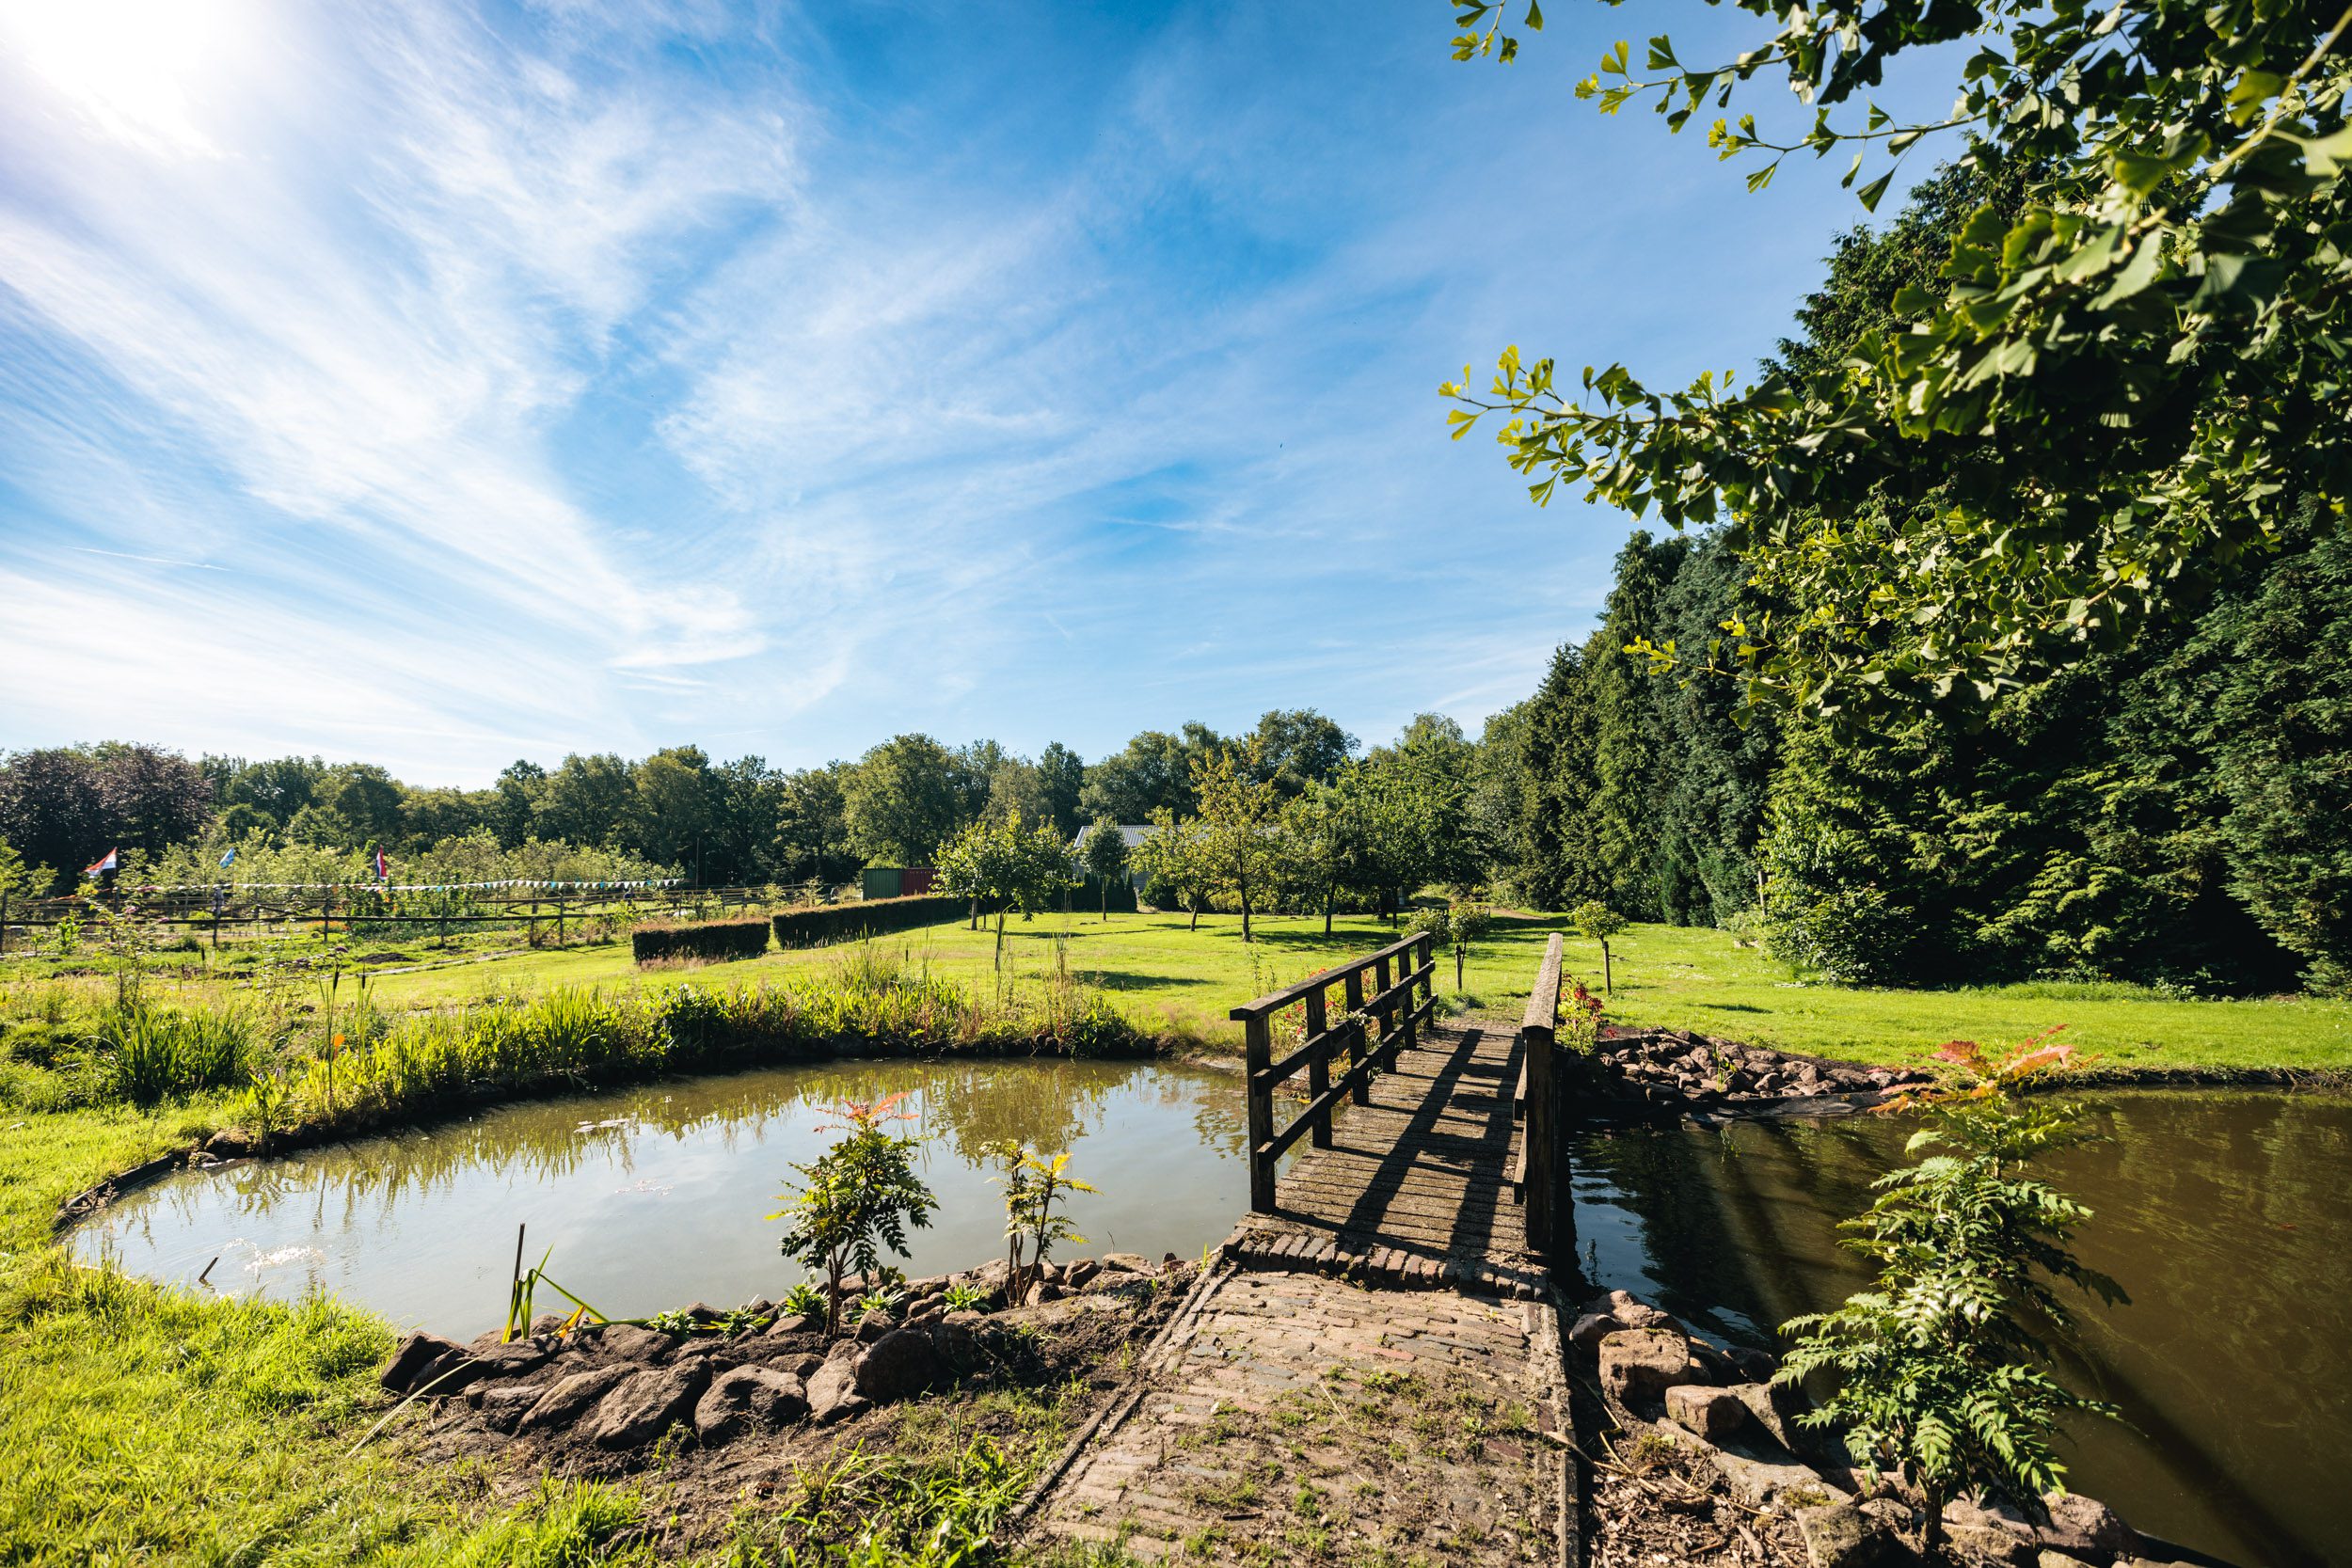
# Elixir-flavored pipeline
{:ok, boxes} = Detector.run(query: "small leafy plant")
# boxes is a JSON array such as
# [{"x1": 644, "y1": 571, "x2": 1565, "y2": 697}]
[
  {"x1": 987, "y1": 1139, "x2": 1096, "y2": 1307},
  {"x1": 1777, "y1": 1029, "x2": 2120, "y2": 1550},
  {"x1": 771, "y1": 1093, "x2": 938, "y2": 1335},
  {"x1": 779, "y1": 1280, "x2": 827, "y2": 1320},
  {"x1": 1568, "y1": 901, "x2": 1628, "y2": 995},
  {"x1": 942, "y1": 1281, "x2": 991, "y2": 1313}
]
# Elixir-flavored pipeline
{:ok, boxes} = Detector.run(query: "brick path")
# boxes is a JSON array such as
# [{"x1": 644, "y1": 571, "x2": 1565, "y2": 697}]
[{"x1": 1028, "y1": 1268, "x2": 1567, "y2": 1563}]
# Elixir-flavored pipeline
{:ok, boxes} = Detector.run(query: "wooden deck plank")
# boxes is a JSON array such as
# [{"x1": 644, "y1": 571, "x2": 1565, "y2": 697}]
[{"x1": 1262, "y1": 1017, "x2": 1532, "y2": 1266}]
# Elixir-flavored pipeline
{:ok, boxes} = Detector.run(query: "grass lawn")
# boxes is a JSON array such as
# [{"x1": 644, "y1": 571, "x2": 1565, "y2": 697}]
[{"x1": 170, "y1": 906, "x2": 2352, "y2": 1075}]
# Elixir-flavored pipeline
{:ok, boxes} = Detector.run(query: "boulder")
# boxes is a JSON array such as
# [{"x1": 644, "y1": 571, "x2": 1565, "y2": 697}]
[
  {"x1": 380, "y1": 1331, "x2": 468, "y2": 1394},
  {"x1": 1568, "y1": 1312, "x2": 1620, "y2": 1353},
  {"x1": 855, "y1": 1325, "x2": 951, "y2": 1402},
  {"x1": 692, "y1": 1366, "x2": 809, "y2": 1444},
  {"x1": 594, "y1": 1323, "x2": 675, "y2": 1363},
  {"x1": 938, "y1": 1310, "x2": 986, "y2": 1359},
  {"x1": 806, "y1": 1341, "x2": 867, "y2": 1424},
  {"x1": 2038, "y1": 1554, "x2": 2095, "y2": 1568},
  {"x1": 855, "y1": 1312, "x2": 899, "y2": 1343},
  {"x1": 518, "y1": 1365, "x2": 636, "y2": 1432},
  {"x1": 1944, "y1": 1497, "x2": 2038, "y2": 1568},
  {"x1": 1793, "y1": 1500, "x2": 1894, "y2": 1568},
  {"x1": 1664, "y1": 1384, "x2": 1750, "y2": 1441},
  {"x1": 1033, "y1": 1281, "x2": 1063, "y2": 1303},
  {"x1": 765, "y1": 1313, "x2": 822, "y2": 1338},
  {"x1": 469, "y1": 1339, "x2": 551, "y2": 1379},
  {"x1": 1725, "y1": 1346, "x2": 1777, "y2": 1382},
  {"x1": 579, "y1": 1363, "x2": 711, "y2": 1449},
  {"x1": 2037, "y1": 1494, "x2": 2137, "y2": 1560},
  {"x1": 1099, "y1": 1252, "x2": 1153, "y2": 1275},
  {"x1": 740, "y1": 1297, "x2": 775, "y2": 1318},
  {"x1": 472, "y1": 1384, "x2": 544, "y2": 1434},
  {"x1": 1064, "y1": 1259, "x2": 1100, "y2": 1290},
  {"x1": 1597, "y1": 1328, "x2": 1698, "y2": 1410},
  {"x1": 1728, "y1": 1380, "x2": 1812, "y2": 1451}
]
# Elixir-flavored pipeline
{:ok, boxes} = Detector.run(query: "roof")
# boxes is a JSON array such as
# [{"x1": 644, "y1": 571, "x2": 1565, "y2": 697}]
[{"x1": 1069, "y1": 823, "x2": 1152, "y2": 850}]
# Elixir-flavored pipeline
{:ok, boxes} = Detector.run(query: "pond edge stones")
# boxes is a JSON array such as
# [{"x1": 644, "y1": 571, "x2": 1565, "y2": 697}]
[{"x1": 1572, "y1": 1288, "x2": 2200, "y2": 1568}]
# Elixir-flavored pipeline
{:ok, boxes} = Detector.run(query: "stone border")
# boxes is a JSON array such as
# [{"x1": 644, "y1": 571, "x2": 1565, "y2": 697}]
[{"x1": 1220, "y1": 1226, "x2": 1550, "y2": 1300}]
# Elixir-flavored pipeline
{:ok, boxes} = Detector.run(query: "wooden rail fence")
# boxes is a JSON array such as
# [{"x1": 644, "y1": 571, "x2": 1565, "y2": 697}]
[
  {"x1": 1512, "y1": 930, "x2": 1569, "y2": 1258},
  {"x1": 1229, "y1": 931, "x2": 1438, "y2": 1213}
]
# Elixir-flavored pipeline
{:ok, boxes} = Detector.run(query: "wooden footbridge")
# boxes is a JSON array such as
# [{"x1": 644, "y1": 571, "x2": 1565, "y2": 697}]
[{"x1": 1021, "y1": 931, "x2": 1585, "y2": 1564}]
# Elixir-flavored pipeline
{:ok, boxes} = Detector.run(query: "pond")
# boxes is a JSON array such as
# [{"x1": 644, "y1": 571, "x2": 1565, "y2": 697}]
[
  {"x1": 1570, "y1": 1089, "x2": 2352, "y2": 1568},
  {"x1": 72, "y1": 1057, "x2": 1255, "y2": 1338}
]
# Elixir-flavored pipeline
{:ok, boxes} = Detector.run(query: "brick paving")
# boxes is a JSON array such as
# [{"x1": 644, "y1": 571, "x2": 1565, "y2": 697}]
[{"x1": 1029, "y1": 1269, "x2": 1565, "y2": 1563}]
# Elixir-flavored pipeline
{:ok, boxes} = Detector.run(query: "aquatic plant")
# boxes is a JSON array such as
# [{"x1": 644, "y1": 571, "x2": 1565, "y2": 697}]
[
  {"x1": 1777, "y1": 1030, "x2": 2120, "y2": 1547},
  {"x1": 771, "y1": 1094, "x2": 938, "y2": 1335},
  {"x1": 92, "y1": 1003, "x2": 253, "y2": 1107}
]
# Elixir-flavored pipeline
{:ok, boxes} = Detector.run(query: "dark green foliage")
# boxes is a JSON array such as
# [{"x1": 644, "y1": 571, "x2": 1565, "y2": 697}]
[
  {"x1": 1589, "y1": 532, "x2": 1690, "y2": 922},
  {"x1": 1506, "y1": 641, "x2": 1606, "y2": 910},
  {"x1": 770, "y1": 894, "x2": 963, "y2": 949},
  {"x1": 1651, "y1": 535, "x2": 1779, "y2": 927},
  {"x1": 628, "y1": 918, "x2": 771, "y2": 965}
]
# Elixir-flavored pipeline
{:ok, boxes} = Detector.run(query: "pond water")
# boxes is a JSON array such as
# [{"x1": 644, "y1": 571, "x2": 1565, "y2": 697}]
[
  {"x1": 1570, "y1": 1090, "x2": 2352, "y2": 1568},
  {"x1": 72, "y1": 1058, "x2": 1256, "y2": 1338}
]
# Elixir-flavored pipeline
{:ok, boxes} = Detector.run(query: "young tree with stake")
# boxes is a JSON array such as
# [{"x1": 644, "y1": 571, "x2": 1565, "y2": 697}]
[{"x1": 1079, "y1": 817, "x2": 1129, "y2": 922}]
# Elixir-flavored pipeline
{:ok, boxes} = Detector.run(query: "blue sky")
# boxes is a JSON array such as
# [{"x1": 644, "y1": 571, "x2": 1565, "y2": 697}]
[{"x1": 0, "y1": 0, "x2": 1952, "y2": 786}]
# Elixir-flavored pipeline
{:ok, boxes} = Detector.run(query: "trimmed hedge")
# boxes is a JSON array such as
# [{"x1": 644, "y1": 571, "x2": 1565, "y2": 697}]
[
  {"x1": 631, "y1": 918, "x2": 772, "y2": 964},
  {"x1": 772, "y1": 893, "x2": 965, "y2": 949}
]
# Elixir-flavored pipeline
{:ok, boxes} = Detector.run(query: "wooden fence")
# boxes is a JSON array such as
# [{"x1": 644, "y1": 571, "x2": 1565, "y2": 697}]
[{"x1": 1228, "y1": 931, "x2": 1438, "y2": 1212}]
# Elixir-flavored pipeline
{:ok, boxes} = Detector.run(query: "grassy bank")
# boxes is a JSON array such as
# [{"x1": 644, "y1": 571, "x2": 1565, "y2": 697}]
[{"x1": 36, "y1": 907, "x2": 2335, "y2": 1077}]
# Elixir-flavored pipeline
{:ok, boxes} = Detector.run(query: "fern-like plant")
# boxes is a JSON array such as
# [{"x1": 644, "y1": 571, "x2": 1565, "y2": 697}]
[
  {"x1": 770, "y1": 1093, "x2": 937, "y2": 1335},
  {"x1": 1776, "y1": 1031, "x2": 2121, "y2": 1551}
]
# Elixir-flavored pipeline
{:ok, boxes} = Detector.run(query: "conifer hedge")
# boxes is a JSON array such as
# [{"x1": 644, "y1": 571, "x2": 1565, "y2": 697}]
[
  {"x1": 630, "y1": 917, "x2": 771, "y2": 964},
  {"x1": 771, "y1": 893, "x2": 963, "y2": 948}
]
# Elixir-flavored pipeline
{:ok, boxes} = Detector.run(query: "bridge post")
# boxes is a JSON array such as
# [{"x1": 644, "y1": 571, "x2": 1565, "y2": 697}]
[
  {"x1": 1305, "y1": 985, "x2": 1334, "y2": 1148},
  {"x1": 1374, "y1": 953, "x2": 1395, "y2": 1068},
  {"x1": 1343, "y1": 969, "x2": 1370, "y2": 1104},
  {"x1": 1243, "y1": 1011, "x2": 1277, "y2": 1212},
  {"x1": 1521, "y1": 932, "x2": 1565, "y2": 1258},
  {"x1": 1400, "y1": 935, "x2": 1422, "y2": 1056}
]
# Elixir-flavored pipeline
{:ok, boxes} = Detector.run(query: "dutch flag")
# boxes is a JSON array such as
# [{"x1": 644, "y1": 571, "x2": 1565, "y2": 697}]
[
  {"x1": 373, "y1": 848, "x2": 389, "y2": 881},
  {"x1": 83, "y1": 848, "x2": 119, "y2": 878}
]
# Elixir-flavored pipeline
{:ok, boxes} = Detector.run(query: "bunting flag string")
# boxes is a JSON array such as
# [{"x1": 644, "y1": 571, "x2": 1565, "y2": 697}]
[{"x1": 82, "y1": 877, "x2": 688, "y2": 895}]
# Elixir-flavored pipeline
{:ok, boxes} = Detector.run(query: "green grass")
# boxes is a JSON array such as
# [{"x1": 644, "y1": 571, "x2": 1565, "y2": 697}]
[{"x1": 253, "y1": 907, "x2": 2352, "y2": 1075}]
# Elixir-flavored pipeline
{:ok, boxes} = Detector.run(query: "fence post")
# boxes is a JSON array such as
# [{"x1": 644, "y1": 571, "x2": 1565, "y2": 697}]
[
  {"x1": 1399, "y1": 936, "x2": 1423, "y2": 1056},
  {"x1": 1521, "y1": 932, "x2": 1565, "y2": 1258},
  {"x1": 1241, "y1": 1010, "x2": 1276, "y2": 1212},
  {"x1": 1343, "y1": 966, "x2": 1370, "y2": 1104},
  {"x1": 1373, "y1": 953, "x2": 1393, "y2": 1067},
  {"x1": 1304, "y1": 984, "x2": 1334, "y2": 1148}
]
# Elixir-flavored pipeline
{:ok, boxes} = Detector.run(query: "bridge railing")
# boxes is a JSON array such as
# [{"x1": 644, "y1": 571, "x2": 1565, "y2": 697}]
[
  {"x1": 1229, "y1": 930, "x2": 1438, "y2": 1212},
  {"x1": 1514, "y1": 931, "x2": 1567, "y2": 1258}
]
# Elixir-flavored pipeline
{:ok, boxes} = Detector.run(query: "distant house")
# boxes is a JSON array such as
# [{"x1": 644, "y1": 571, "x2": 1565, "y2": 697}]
[{"x1": 1069, "y1": 824, "x2": 1152, "y2": 892}]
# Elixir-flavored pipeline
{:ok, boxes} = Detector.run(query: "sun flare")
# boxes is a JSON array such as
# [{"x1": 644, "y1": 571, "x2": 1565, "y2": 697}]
[{"x1": 0, "y1": 0, "x2": 262, "y2": 157}]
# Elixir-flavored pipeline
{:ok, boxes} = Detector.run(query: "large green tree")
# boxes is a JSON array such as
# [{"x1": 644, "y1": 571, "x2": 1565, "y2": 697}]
[
  {"x1": 1446, "y1": 0, "x2": 2352, "y2": 715},
  {"x1": 845, "y1": 735, "x2": 967, "y2": 866}
]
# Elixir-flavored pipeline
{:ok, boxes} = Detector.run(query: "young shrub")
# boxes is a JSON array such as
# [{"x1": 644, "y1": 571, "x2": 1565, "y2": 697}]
[
  {"x1": 986, "y1": 1140, "x2": 1095, "y2": 1307},
  {"x1": 1568, "y1": 900, "x2": 1628, "y2": 994},
  {"x1": 1776, "y1": 1032, "x2": 2119, "y2": 1551},
  {"x1": 771, "y1": 1093, "x2": 938, "y2": 1335}
]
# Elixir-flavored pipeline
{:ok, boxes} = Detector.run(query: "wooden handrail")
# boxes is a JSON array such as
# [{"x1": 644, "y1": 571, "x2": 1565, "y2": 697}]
[
  {"x1": 1516, "y1": 932, "x2": 1567, "y2": 1258},
  {"x1": 1232, "y1": 930, "x2": 1438, "y2": 1212}
]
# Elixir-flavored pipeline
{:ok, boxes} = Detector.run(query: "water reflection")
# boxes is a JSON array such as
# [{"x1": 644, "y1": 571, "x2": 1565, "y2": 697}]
[
  {"x1": 1572, "y1": 1091, "x2": 2352, "y2": 1568},
  {"x1": 76, "y1": 1058, "x2": 1252, "y2": 1339}
]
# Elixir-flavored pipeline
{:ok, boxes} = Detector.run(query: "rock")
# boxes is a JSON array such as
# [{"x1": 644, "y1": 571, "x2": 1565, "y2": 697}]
[
  {"x1": 530, "y1": 1313, "x2": 568, "y2": 1338},
  {"x1": 1664, "y1": 1384, "x2": 1750, "y2": 1441},
  {"x1": 594, "y1": 1323, "x2": 675, "y2": 1363},
  {"x1": 855, "y1": 1325, "x2": 951, "y2": 1402},
  {"x1": 2038, "y1": 1554, "x2": 2094, "y2": 1568},
  {"x1": 2037, "y1": 1494, "x2": 2137, "y2": 1560},
  {"x1": 1793, "y1": 1499, "x2": 1893, "y2": 1568},
  {"x1": 1064, "y1": 1259, "x2": 1100, "y2": 1289},
  {"x1": 1033, "y1": 1281, "x2": 1063, "y2": 1303},
  {"x1": 906, "y1": 1301, "x2": 946, "y2": 1326},
  {"x1": 1725, "y1": 1346, "x2": 1777, "y2": 1382},
  {"x1": 469, "y1": 1339, "x2": 552, "y2": 1379},
  {"x1": 855, "y1": 1312, "x2": 899, "y2": 1343},
  {"x1": 1099, "y1": 1252, "x2": 1153, "y2": 1274},
  {"x1": 381, "y1": 1331, "x2": 469, "y2": 1394},
  {"x1": 1944, "y1": 1497, "x2": 2037, "y2": 1568},
  {"x1": 693, "y1": 1366, "x2": 809, "y2": 1444},
  {"x1": 1597, "y1": 1328, "x2": 1698, "y2": 1410},
  {"x1": 472, "y1": 1384, "x2": 544, "y2": 1433},
  {"x1": 938, "y1": 1309, "x2": 985, "y2": 1358},
  {"x1": 204, "y1": 1129, "x2": 258, "y2": 1159},
  {"x1": 579, "y1": 1363, "x2": 711, "y2": 1449},
  {"x1": 518, "y1": 1365, "x2": 636, "y2": 1431},
  {"x1": 683, "y1": 1302, "x2": 719, "y2": 1323},
  {"x1": 740, "y1": 1297, "x2": 775, "y2": 1318},
  {"x1": 1569, "y1": 1312, "x2": 1621, "y2": 1353},
  {"x1": 806, "y1": 1341, "x2": 867, "y2": 1424},
  {"x1": 1708, "y1": 1444, "x2": 1851, "y2": 1511},
  {"x1": 1728, "y1": 1380, "x2": 1812, "y2": 1451},
  {"x1": 766, "y1": 1313, "x2": 821, "y2": 1338}
]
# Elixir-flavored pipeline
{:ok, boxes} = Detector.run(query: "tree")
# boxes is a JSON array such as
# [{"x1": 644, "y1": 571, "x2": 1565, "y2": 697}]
[
  {"x1": 771, "y1": 1093, "x2": 938, "y2": 1336},
  {"x1": 1246, "y1": 709, "x2": 1357, "y2": 798},
  {"x1": 1034, "y1": 742, "x2": 1089, "y2": 842},
  {"x1": 399, "y1": 786, "x2": 485, "y2": 850},
  {"x1": 489, "y1": 760, "x2": 547, "y2": 849},
  {"x1": 1779, "y1": 1037, "x2": 2118, "y2": 1552},
  {"x1": 774, "y1": 766, "x2": 852, "y2": 885},
  {"x1": 704, "y1": 755, "x2": 785, "y2": 887},
  {"x1": 1444, "y1": 1, "x2": 2352, "y2": 716},
  {"x1": 630, "y1": 745, "x2": 714, "y2": 871},
  {"x1": 1284, "y1": 775, "x2": 1373, "y2": 934},
  {"x1": 1569, "y1": 900, "x2": 1629, "y2": 995},
  {"x1": 1510, "y1": 642, "x2": 1606, "y2": 911},
  {"x1": 534, "y1": 753, "x2": 634, "y2": 849},
  {"x1": 1589, "y1": 533, "x2": 1691, "y2": 921},
  {"x1": 844, "y1": 734, "x2": 965, "y2": 866},
  {"x1": 987, "y1": 1142, "x2": 1096, "y2": 1307},
  {"x1": 0, "y1": 745, "x2": 212, "y2": 891},
  {"x1": 1135, "y1": 809, "x2": 1212, "y2": 929},
  {"x1": 1079, "y1": 818, "x2": 1130, "y2": 922},
  {"x1": 0, "y1": 837, "x2": 54, "y2": 944},
  {"x1": 1079, "y1": 724, "x2": 1224, "y2": 823},
  {"x1": 1189, "y1": 748, "x2": 1286, "y2": 941},
  {"x1": 934, "y1": 817, "x2": 1075, "y2": 969}
]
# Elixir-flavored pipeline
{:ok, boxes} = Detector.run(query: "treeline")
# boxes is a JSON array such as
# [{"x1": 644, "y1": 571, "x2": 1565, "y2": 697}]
[
  {"x1": 0, "y1": 710, "x2": 1388, "y2": 895},
  {"x1": 1477, "y1": 165, "x2": 2352, "y2": 996}
]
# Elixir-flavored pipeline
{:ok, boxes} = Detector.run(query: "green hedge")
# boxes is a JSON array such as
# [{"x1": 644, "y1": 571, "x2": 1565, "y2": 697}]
[
  {"x1": 771, "y1": 894, "x2": 964, "y2": 949},
  {"x1": 630, "y1": 918, "x2": 771, "y2": 964}
]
